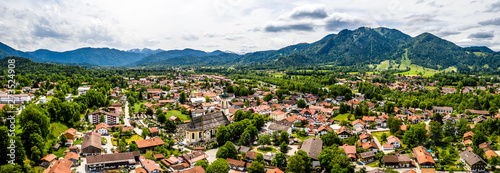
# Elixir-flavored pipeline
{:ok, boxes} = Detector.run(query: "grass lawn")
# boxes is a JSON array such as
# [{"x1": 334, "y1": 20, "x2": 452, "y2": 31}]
[
  {"x1": 112, "y1": 135, "x2": 144, "y2": 146},
  {"x1": 395, "y1": 64, "x2": 439, "y2": 77},
  {"x1": 378, "y1": 60, "x2": 389, "y2": 70},
  {"x1": 132, "y1": 101, "x2": 146, "y2": 113},
  {"x1": 255, "y1": 146, "x2": 277, "y2": 153},
  {"x1": 73, "y1": 138, "x2": 82, "y2": 145},
  {"x1": 425, "y1": 86, "x2": 437, "y2": 90},
  {"x1": 52, "y1": 146, "x2": 68, "y2": 158},
  {"x1": 367, "y1": 161, "x2": 380, "y2": 167},
  {"x1": 371, "y1": 131, "x2": 390, "y2": 144},
  {"x1": 50, "y1": 122, "x2": 69, "y2": 138},
  {"x1": 166, "y1": 110, "x2": 191, "y2": 121},
  {"x1": 332, "y1": 112, "x2": 355, "y2": 123},
  {"x1": 292, "y1": 133, "x2": 316, "y2": 142}
]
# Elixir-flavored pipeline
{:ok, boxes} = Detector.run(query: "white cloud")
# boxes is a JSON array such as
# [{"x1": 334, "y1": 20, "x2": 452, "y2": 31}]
[{"x1": 0, "y1": 0, "x2": 498, "y2": 52}]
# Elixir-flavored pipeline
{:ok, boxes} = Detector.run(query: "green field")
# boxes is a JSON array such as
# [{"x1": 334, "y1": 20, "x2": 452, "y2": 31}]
[
  {"x1": 292, "y1": 133, "x2": 316, "y2": 142},
  {"x1": 166, "y1": 110, "x2": 191, "y2": 121},
  {"x1": 50, "y1": 122, "x2": 69, "y2": 138},
  {"x1": 112, "y1": 134, "x2": 144, "y2": 145},
  {"x1": 52, "y1": 146, "x2": 68, "y2": 158},
  {"x1": 132, "y1": 101, "x2": 147, "y2": 113},
  {"x1": 255, "y1": 146, "x2": 277, "y2": 153},
  {"x1": 395, "y1": 64, "x2": 440, "y2": 77},
  {"x1": 332, "y1": 113, "x2": 355, "y2": 122},
  {"x1": 378, "y1": 60, "x2": 389, "y2": 70},
  {"x1": 371, "y1": 131, "x2": 390, "y2": 144}
]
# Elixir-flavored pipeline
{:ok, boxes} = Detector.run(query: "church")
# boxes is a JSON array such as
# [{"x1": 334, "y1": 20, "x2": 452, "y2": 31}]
[{"x1": 185, "y1": 111, "x2": 230, "y2": 144}]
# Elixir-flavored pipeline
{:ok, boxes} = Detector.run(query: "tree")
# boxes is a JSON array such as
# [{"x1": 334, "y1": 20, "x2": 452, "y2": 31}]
[
  {"x1": 429, "y1": 121, "x2": 443, "y2": 146},
  {"x1": 257, "y1": 135, "x2": 271, "y2": 146},
  {"x1": 387, "y1": 117, "x2": 402, "y2": 135},
  {"x1": 318, "y1": 146, "x2": 354, "y2": 172},
  {"x1": 206, "y1": 158, "x2": 230, "y2": 173},
  {"x1": 60, "y1": 134, "x2": 68, "y2": 144},
  {"x1": 472, "y1": 131, "x2": 487, "y2": 147},
  {"x1": 30, "y1": 146, "x2": 42, "y2": 165},
  {"x1": 0, "y1": 127, "x2": 9, "y2": 165},
  {"x1": 272, "y1": 152, "x2": 287, "y2": 169},
  {"x1": 380, "y1": 133, "x2": 388, "y2": 143},
  {"x1": 280, "y1": 142, "x2": 288, "y2": 154},
  {"x1": 256, "y1": 97, "x2": 261, "y2": 106},
  {"x1": 217, "y1": 141, "x2": 238, "y2": 159},
  {"x1": 195, "y1": 160, "x2": 209, "y2": 170},
  {"x1": 158, "y1": 113, "x2": 166, "y2": 123},
  {"x1": 20, "y1": 105, "x2": 50, "y2": 138},
  {"x1": 164, "y1": 120, "x2": 177, "y2": 133},
  {"x1": 248, "y1": 161, "x2": 265, "y2": 173},
  {"x1": 100, "y1": 114, "x2": 105, "y2": 123},
  {"x1": 141, "y1": 128, "x2": 150, "y2": 138},
  {"x1": 263, "y1": 93, "x2": 273, "y2": 102},
  {"x1": 239, "y1": 125, "x2": 258, "y2": 146},
  {"x1": 179, "y1": 91, "x2": 187, "y2": 104},
  {"x1": 287, "y1": 150, "x2": 312, "y2": 173},
  {"x1": 252, "y1": 114, "x2": 265, "y2": 130},
  {"x1": 403, "y1": 123, "x2": 427, "y2": 148},
  {"x1": 205, "y1": 95, "x2": 210, "y2": 103},
  {"x1": 297, "y1": 99, "x2": 306, "y2": 108},
  {"x1": 216, "y1": 125, "x2": 231, "y2": 146},
  {"x1": 321, "y1": 130, "x2": 344, "y2": 147},
  {"x1": 146, "y1": 108, "x2": 154, "y2": 116},
  {"x1": 280, "y1": 131, "x2": 289, "y2": 145},
  {"x1": 0, "y1": 164, "x2": 23, "y2": 173}
]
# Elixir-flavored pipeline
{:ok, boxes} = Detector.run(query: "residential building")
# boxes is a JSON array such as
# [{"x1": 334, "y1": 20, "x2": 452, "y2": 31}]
[
  {"x1": 459, "y1": 150, "x2": 487, "y2": 172},
  {"x1": 86, "y1": 151, "x2": 140, "y2": 171},
  {"x1": 300, "y1": 138, "x2": 323, "y2": 168},
  {"x1": 412, "y1": 146, "x2": 435, "y2": 168},
  {"x1": 88, "y1": 110, "x2": 121, "y2": 125},
  {"x1": 134, "y1": 137, "x2": 165, "y2": 153},
  {"x1": 81, "y1": 132, "x2": 102, "y2": 156}
]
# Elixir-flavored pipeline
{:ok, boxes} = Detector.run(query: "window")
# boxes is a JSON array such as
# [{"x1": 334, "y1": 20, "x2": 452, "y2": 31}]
[{"x1": 192, "y1": 133, "x2": 195, "y2": 139}]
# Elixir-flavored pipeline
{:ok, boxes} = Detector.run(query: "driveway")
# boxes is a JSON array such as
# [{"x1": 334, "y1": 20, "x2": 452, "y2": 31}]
[
  {"x1": 205, "y1": 147, "x2": 219, "y2": 163},
  {"x1": 367, "y1": 130, "x2": 392, "y2": 154}
]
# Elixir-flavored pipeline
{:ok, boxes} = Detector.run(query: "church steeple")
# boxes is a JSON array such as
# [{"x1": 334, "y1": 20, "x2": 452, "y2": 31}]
[{"x1": 220, "y1": 86, "x2": 230, "y2": 115}]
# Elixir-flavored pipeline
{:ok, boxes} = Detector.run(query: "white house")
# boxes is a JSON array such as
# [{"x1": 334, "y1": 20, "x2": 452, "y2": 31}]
[
  {"x1": 77, "y1": 87, "x2": 91, "y2": 96},
  {"x1": 96, "y1": 123, "x2": 109, "y2": 136},
  {"x1": 387, "y1": 136, "x2": 402, "y2": 148}
]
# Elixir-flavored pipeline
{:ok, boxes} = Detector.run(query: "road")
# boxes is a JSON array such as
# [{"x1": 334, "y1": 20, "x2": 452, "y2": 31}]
[
  {"x1": 124, "y1": 101, "x2": 142, "y2": 135},
  {"x1": 104, "y1": 135, "x2": 114, "y2": 154}
]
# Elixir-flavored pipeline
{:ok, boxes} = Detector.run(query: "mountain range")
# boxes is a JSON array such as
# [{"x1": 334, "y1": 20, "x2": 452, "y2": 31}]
[{"x1": 0, "y1": 27, "x2": 499, "y2": 70}]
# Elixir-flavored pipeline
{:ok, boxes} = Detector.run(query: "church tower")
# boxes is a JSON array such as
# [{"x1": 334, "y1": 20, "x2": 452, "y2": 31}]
[{"x1": 220, "y1": 87, "x2": 230, "y2": 115}]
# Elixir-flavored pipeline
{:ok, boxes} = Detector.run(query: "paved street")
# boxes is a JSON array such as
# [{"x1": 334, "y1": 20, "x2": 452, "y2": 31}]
[
  {"x1": 205, "y1": 147, "x2": 219, "y2": 163},
  {"x1": 124, "y1": 101, "x2": 142, "y2": 135}
]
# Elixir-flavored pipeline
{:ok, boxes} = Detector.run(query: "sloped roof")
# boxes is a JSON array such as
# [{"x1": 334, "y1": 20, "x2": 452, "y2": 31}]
[
  {"x1": 134, "y1": 137, "x2": 164, "y2": 149},
  {"x1": 186, "y1": 112, "x2": 229, "y2": 131},
  {"x1": 300, "y1": 138, "x2": 323, "y2": 160},
  {"x1": 82, "y1": 132, "x2": 102, "y2": 150}
]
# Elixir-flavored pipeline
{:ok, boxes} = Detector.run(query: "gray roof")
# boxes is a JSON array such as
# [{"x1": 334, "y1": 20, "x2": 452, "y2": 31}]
[
  {"x1": 186, "y1": 112, "x2": 229, "y2": 131},
  {"x1": 359, "y1": 151, "x2": 375, "y2": 158},
  {"x1": 268, "y1": 123, "x2": 291, "y2": 132},
  {"x1": 300, "y1": 138, "x2": 323, "y2": 160},
  {"x1": 459, "y1": 150, "x2": 487, "y2": 166},
  {"x1": 82, "y1": 132, "x2": 102, "y2": 150},
  {"x1": 87, "y1": 151, "x2": 139, "y2": 164}
]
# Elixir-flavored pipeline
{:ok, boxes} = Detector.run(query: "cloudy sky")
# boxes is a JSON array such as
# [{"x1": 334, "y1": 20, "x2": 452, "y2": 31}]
[{"x1": 1, "y1": 0, "x2": 499, "y2": 53}]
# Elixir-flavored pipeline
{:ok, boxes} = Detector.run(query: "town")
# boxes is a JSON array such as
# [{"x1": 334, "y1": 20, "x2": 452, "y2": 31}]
[{"x1": 1, "y1": 67, "x2": 499, "y2": 173}]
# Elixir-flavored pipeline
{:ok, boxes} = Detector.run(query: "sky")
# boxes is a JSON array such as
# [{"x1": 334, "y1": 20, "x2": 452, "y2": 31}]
[{"x1": 0, "y1": 0, "x2": 499, "y2": 53}]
